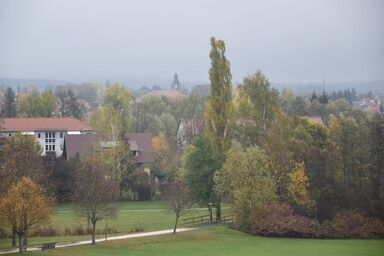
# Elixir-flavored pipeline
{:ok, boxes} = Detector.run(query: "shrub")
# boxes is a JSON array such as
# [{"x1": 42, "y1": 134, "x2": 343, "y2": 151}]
[
  {"x1": 320, "y1": 211, "x2": 384, "y2": 239},
  {"x1": 62, "y1": 226, "x2": 118, "y2": 236},
  {"x1": 131, "y1": 222, "x2": 144, "y2": 233},
  {"x1": 134, "y1": 184, "x2": 152, "y2": 201},
  {"x1": 64, "y1": 227, "x2": 72, "y2": 236},
  {"x1": 249, "y1": 202, "x2": 318, "y2": 238},
  {"x1": 0, "y1": 228, "x2": 8, "y2": 239},
  {"x1": 95, "y1": 227, "x2": 118, "y2": 235},
  {"x1": 30, "y1": 226, "x2": 59, "y2": 237},
  {"x1": 248, "y1": 203, "x2": 384, "y2": 238},
  {"x1": 72, "y1": 225, "x2": 89, "y2": 236}
]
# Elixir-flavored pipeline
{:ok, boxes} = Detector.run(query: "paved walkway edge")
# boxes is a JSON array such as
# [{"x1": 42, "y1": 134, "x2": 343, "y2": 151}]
[{"x1": 0, "y1": 228, "x2": 197, "y2": 255}]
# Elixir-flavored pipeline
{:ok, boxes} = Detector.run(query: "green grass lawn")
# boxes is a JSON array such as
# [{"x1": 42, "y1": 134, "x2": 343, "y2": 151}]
[
  {"x1": 50, "y1": 201, "x2": 223, "y2": 233},
  {"x1": 0, "y1": 201, "x2": 227, "y2": 250},
  {"x1": 18, "y1": 226, "x2": 384, "y2": 256}
]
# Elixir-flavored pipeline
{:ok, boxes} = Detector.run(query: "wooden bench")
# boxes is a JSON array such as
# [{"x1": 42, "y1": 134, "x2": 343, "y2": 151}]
[{"x1": 41, "y1": 242, "x2": 57, "y2": 250}]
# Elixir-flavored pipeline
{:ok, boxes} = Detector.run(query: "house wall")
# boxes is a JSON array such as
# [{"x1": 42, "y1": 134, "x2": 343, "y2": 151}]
[
  {"x1": 0, "y1": 131, "x2": 87, "y2": 157},
  {"x1": 36, "y1": 131, "x2": 66, "y2": 156}
]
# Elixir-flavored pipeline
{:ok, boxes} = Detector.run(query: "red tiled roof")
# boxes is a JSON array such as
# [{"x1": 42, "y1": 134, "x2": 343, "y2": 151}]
[{"x1": 0, "y1": 118, "x2": 93, "y2": 132}]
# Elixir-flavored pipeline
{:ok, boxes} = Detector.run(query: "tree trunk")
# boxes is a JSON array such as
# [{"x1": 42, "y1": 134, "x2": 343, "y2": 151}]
[
  {"x1": 92, "y1": 221, "x2": 96, "y2": 245},
  {"x1": 11, "y1": 226, "x2": 16, "y2": 247},
  {"x1": 173, "y1": 215, "x2": 179, "y2": 234},
  {"x1": 23, "y1": 234, "x2": 27, "y2": 251},
  {"x1": 216, "y1": 200, "x2": 221, "y2": 221},
  {"x1": 18, "y1": 235, "x2": 23, "y2": 253}
]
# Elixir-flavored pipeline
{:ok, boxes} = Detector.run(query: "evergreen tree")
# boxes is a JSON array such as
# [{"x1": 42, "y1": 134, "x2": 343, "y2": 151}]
[
  {"x1": 318, "y1": 92, "x2": 329, "y2": 104},
  {"x1": 4, "y1": 87, "x2": 17, "y2": 117},
  {"x1": 310, "y1": 91, "x2": 318, "y2": 102},
  {"x1": 184, "y1": 135, "x2": 220, "y2": 209}
]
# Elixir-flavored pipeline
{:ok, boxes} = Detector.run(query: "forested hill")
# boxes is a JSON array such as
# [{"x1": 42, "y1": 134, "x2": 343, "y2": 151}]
[{"x1": 272, "y1": 80, "x2": 384, "y2": 95}]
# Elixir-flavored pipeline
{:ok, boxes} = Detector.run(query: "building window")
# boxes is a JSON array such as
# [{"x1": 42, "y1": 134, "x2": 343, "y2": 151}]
[
  {"x1": 45, "y1": 132, "x2": 56, "y2": 152},
  {"x1": 38, "y1": 133, "x2": 41, "y2": 138},
  {"x1": 130, "y1": 150, "x2": 139, "y2": 157},
  {"x1": 60, "y1": 132, "x2": 63, "y2": 138}
]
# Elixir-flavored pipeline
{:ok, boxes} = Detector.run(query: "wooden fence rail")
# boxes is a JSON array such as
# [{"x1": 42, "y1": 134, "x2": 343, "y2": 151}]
[{"x1": 183, "y1": 215, "x2": 234, "y2": 227}]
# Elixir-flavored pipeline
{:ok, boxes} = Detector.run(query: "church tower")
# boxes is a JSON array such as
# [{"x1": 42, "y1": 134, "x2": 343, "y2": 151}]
[{"x1": 170, "y1": 73, "x2": 182, "y2": 91}]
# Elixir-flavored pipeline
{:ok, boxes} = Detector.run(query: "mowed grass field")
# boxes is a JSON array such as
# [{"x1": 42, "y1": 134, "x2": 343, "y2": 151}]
[
  {"x1": 20, "y1": 226, "x2": 384, "y2": 256},
  {"x1": 0, "y1": 201, "x2": 226, "y2": 250}
]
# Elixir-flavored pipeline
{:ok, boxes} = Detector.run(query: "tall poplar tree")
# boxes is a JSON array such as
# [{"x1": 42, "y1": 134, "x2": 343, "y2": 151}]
[{"x1": 205, "y1": 37, "x2": 233, "y2": 219}]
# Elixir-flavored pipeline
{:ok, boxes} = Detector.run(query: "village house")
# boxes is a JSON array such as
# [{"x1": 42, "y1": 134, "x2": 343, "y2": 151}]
[
  {"x1": 0, "y1": 117, "x2": 94, "y2": 157},
  {"x1": 176, "y1": 118, "x2": 204, "y2": 147},
  {"x1": 63, "y1": 132, "x2": 154, "y2": 165}
]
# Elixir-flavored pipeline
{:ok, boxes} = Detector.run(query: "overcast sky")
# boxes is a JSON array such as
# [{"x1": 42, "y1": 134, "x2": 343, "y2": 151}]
[{"x1": 0, "y1": 0, "x2": 383, "y2": 85}]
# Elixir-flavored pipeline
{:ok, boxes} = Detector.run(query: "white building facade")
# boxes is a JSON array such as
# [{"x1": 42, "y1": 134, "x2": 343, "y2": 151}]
[{"x1": 0, "y1": 117, "x2": 94, "y2": 157}]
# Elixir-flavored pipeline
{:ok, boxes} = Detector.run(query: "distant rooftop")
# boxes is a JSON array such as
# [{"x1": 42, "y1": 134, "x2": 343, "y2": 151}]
[
  {"x1": 64, "y1": 132, "x2": 154, "y2": 164},
  {"x1": 145, "y1": 89, "x2": 183, "y2": 99},
  {"x1": 0, "y1": 117, "x2": 93, "y2": 132}
]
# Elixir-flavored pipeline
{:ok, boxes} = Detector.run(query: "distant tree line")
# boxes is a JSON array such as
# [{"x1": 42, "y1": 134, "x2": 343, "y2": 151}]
[{"x1": 310, "y1": 88, "x2": 358, "y2": 103}]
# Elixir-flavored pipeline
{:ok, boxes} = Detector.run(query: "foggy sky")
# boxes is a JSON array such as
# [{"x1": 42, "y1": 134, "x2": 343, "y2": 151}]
[{"x1": 0, "y1": 0, "x2": 383, "y2": 85}]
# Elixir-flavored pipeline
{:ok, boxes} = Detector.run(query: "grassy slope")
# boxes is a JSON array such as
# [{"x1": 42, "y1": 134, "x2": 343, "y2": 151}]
[{"x1": 22, "y1": 226, "x2": 384, "y2": 256}]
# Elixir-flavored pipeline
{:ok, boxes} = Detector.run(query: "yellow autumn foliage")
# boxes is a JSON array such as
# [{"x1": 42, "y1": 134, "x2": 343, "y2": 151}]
[
  {"x1": 288, "y1": 161, "x2": 311, "y2": 210},
  {"x1": 0, "y1": 177, "x2": 54, "y2": 237}
]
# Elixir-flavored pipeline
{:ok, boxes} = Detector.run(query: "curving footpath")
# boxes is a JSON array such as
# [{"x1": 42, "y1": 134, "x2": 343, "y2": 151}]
[{"x1": 0, "y1": 228, "x2": 197, "y2": 255}]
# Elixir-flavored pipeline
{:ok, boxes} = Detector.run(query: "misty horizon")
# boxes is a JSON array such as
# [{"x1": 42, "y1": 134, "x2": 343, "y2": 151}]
[{"x1": 1, "y1": 0, "x2": 383, "y2": 85}]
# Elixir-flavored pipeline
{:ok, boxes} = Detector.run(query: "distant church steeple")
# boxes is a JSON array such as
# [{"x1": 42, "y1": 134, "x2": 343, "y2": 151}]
[{"x1": 170, "y1": 73, "x2": 182, "y2": 91}]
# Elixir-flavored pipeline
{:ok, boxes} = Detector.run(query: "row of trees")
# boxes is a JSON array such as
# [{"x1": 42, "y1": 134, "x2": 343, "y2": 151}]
[
  {"x1": 180, "y1": 38, "x2": 384, "y2": 237},
  {"x1": 0, "y1": 86, "x2": 85, "y2": 119}
]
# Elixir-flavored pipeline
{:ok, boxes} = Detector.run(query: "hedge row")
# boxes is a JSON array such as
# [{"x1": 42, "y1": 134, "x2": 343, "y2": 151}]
[{"x1": 249, "y1": 202, "x2": 384, "y2": 239}]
